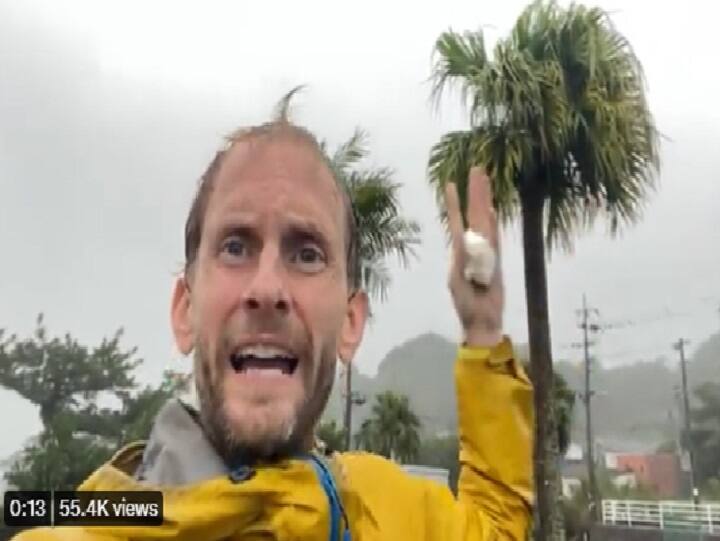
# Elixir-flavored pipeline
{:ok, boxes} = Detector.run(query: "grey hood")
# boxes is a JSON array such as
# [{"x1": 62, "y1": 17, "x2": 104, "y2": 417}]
[{"x1": 135, "y1": 399, "x2": 228, "y2": 486}]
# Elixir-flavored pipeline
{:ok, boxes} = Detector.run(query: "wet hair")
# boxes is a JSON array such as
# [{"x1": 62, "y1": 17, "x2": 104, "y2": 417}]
[{"x1": 183, "y1": 120, "x2": 359, "y2": 289}]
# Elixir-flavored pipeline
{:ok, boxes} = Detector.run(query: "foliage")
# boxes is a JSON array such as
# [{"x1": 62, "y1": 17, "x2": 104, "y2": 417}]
[
  {"x1": 428, "y1": 0, "x2": 658, "y2": 245},
  {"x1": 5, "y1": 414, "x2": 111, "y2": 491},
  {"x1": 523, "y1": 361, "x2": 576, "y2": 456},
  {"x1": 417, "y1": 435, "x2": 460, "y2": 494},
  {"x1": 691, "y1": 381, "x2": 720, "y2": 486},
  {"x1": 428, "y1": 2, "x2": 658, "y2": 537},
  {"x1": 327, "y1": 128, "x2": 421, "y2": 301},
  {"x1": 554, "y1": 370, "x2": 576, "y2": 456},
  {"x1": 65, "y1": 370, "x2": 191, "y2": 449},
  {"x1": 354, "y1": 391, "x2": 421, "y2": 463},
  {"x1": 562, "y1": 474, "x2": 660, "y2": 540},
  {"x1": 0, "y1": 314, "x2": 139, "y2": 427},
  {"x1": 702, "y1": 478, "x2": 720, "y2": 501},
  {"x1": 317, "y1": 419, "x2": 347, "y2": 454},
  {"x1": 0, "y1": 318, "x2": 189, "y2": 491}
]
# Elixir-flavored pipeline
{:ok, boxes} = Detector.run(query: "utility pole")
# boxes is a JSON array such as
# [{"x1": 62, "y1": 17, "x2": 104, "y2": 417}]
[
  {"x1": 342, "y1": 366, "x2": 366, "y2": 451},
  {"x1": 674, "y1": 338, "x2": 699, "y2": 503},
  {"x1": 580, "y1": 294, "x2": 601, "y2": 521},
  {"x1": 344, "y1": 366, "x2": 352, "y2": 451}
]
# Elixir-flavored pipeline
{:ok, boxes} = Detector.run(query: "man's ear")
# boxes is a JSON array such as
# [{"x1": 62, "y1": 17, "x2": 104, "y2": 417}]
[
  {"x1": 337, "y1": 290, "x2": 369, "y2": 366},
  {"x1": 171, "y1": 276, "x2": 194, "y2": 355}
]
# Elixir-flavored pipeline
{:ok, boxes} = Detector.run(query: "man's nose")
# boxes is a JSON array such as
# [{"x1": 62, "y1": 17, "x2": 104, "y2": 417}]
[{"x1": 242, "y1": 246, "x2": 290, "y2": 314}]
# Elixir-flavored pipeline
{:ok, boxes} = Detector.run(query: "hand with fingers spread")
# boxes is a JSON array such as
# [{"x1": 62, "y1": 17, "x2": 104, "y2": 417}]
[{"x1": 444, "y1": 167, "x2": 504, "y2": 348}]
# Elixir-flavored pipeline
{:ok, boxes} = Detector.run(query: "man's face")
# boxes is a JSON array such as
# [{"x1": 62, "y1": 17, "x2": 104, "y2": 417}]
[{"x1": 171, "y1": 135, "x2": 367, "y2": 462}]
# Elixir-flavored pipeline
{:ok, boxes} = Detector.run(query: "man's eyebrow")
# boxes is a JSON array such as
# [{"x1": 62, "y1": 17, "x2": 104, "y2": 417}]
[
  {"x1": 212, "y1": 213, "x2": 258, "y2": 237},
  {"x1": 283, "y1": 218, "x2": 332, "y2": 244}
]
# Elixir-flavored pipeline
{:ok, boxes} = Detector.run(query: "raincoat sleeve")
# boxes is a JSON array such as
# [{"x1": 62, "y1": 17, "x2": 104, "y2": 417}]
[{"x1": 453, "y1": 336, "x2": 535, "y2": 540}]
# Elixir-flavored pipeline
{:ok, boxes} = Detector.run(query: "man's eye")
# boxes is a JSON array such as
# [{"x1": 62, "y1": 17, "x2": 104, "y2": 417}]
[
  {"x1": 221, "y1": 236, "x2": 247, "y2": 258},
  {"x1": 291, "y1": 244, "x2": 326, "y2": 271}
]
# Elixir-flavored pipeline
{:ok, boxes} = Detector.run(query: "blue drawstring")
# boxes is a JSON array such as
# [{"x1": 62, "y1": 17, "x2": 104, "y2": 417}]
[
  {"x1": 227, "y1": 455, "x2": 351, "y2": 541},
  {"x1": 308, "y1": 455, "x2": 351, "y2": 541}
]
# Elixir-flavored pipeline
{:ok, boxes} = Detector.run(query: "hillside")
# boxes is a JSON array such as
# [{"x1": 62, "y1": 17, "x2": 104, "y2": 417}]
[
  {"x1": 324, "y1": 332, "x2": 457, "y2": 435},
  {"x1": 325, "y1": 324, "x2": 720, "y2": 450}
]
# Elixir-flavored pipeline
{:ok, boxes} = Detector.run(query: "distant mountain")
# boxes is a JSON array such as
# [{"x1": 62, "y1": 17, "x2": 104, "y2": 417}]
[
  {"x1": 558, "y1": 324, "x2": 720, "y2": 450},
  {"x1": 325, "y1": 324, "x2": 720, "y2": 450},
  {"x1": 324, "y1": 332, "x2": 457, "y2": 436},
  {"x1": 557, "y1": 358, "x2": 680, "y2": 449},
  {"x1": 373, "y1": 333, "x2": 458, "y2": 433}
]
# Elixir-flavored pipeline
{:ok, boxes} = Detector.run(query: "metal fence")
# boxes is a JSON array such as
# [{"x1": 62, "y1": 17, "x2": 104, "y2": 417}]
[{"x1": 603, "y1": 500, "x2": 720, "y2": 534}]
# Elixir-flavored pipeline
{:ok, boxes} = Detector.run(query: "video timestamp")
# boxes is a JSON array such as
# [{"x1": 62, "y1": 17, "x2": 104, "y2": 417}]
[{"x1": 3, "y1": 491, "x2": 163, "y2": 527}]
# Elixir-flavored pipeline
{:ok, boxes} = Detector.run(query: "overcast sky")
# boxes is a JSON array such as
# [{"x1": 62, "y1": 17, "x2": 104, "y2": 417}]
[{"x1": 1, "y1": 0, "x2": 718, "y2": 460}]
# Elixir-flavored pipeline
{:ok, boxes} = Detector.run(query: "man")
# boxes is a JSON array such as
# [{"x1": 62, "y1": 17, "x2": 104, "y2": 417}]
[{"x1": 16, "y1": 118, "x2": 533, "y2": 540}]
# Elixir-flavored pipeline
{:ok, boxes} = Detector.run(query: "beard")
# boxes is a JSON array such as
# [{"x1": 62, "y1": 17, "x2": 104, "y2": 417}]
[{"x1": 193, "y1": 333, "x2": 336, "y2": 466}]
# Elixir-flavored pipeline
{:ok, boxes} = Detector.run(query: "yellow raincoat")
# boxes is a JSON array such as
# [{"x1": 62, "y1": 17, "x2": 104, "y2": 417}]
[{"x1": 14, "y1": 338, "x2": 533, "y2": 540}]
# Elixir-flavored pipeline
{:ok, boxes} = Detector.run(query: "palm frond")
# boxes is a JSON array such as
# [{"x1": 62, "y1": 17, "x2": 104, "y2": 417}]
[
  {"x1": 331, "y1": 128, "x2": 369, "y2": 176},
  {"x1": 328, "y1": 129, "x2": 421, "y2": 303},
  {"x1": 428, "y1": 0, "x2": 659, "y2": 252},
  {"x1": 427, "y1": 127, "x2": 520, "y2": 233},
  {"x1": 431, "y1": 30, "x2": 490, "y2": 113}
]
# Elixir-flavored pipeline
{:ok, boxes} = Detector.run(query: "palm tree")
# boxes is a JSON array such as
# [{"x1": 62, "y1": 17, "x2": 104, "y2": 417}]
[
  {"x1": 427, "y1": 2, "x2": 659, "y2": 538},
  {"x1": 326, "y1": 128, "x2": 421, "y2": 301},
  {"x1": 273, "y1": 88, "x2": 421, "y2": 450},
  {"x1": 355, "y1": 391, "x2": 421, "y2": 463},
  {"x1": 317, "y1": 419, "x2": 347, "y2": 455},
  {"x1": 274, "y1": 86, "x2": 421, "y2": 302},
  {"x1": 325, "y1": 125, "x2": 421, "y2": 452}
]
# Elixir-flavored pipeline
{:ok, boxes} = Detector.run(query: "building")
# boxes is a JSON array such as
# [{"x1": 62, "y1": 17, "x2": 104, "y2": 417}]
[
  {"x1": 608, "y1": 453, "x2": 684, "y2": 498},
  {"x1": 561, "y1": 443, "x2": 586, "y2": 498}
]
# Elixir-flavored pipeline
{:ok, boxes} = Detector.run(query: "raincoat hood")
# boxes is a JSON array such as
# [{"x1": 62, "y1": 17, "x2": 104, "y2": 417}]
[{"x1": 57, "y1": 400, "x2": 347, "y2": 540}]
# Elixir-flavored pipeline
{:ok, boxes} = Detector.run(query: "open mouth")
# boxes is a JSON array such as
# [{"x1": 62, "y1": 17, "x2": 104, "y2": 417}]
[{"x1": 229, "y1": 345, "x2": 299, "y2": 376}]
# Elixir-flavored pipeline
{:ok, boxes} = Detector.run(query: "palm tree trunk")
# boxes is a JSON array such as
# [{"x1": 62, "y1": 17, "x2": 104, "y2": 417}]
[{"x1": 521, "y1": 190, "x2": 563, "y2": 541}]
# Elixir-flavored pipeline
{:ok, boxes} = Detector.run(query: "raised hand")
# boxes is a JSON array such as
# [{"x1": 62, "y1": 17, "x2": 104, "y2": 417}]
[{"x1": 444, "y1": 167, "x2": 504, "y2": 347}]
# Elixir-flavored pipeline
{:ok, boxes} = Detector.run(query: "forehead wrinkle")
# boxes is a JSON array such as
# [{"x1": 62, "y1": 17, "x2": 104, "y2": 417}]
[{"x1": 208, "y1": 136, "x2": 345, "y2": 241}]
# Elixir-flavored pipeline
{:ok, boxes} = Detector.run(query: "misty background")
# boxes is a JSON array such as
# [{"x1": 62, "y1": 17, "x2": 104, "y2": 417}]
[{"x1": 0, "y1": 0, "x2": 718, "y2": 459}]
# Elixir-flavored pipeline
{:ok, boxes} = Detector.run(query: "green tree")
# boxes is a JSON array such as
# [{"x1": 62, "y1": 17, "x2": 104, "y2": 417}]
[
  {"x1": 317, "y1": 419, "x2": 347, "y2": 454},
  {"x1": 327, "y1": 128, "x2": 421, "y2": 301},
  {"x1": 1, "y1": 318, "x2": 189, "y2": 490},
  {"x1": 417, "y1": 435, "x2": 460, "y2": 494},
  {"x1": 702, "y1": 478, "x2": 720, "y2": 501},
  {"x1": 0, "y1": 314, "x2": 139, "y2": 428},
  {"x1": 5, "y1": 413, "x2": 111, "y2": 491},
  {"x1": 355, "y1": 391, "x2": 421, "y2": 463},
  {"x1": 691, "y1": 382, "x2": 720, "y2": 489},
  {"x1": 65, "y1": 369, "x2": 191, "y2": 448},
  {"x1": 524, "y1": 362, "x2": 576, "y2": 457},
  {"x1": 427, "y1": 2, "x2": 658, "y2": 537},
  {"x1": 563, "y1": 474, "x2": 659, "y2": 540},
  {"x1": 327, "y1": 130, "x2": 421, "y2": 446}
]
